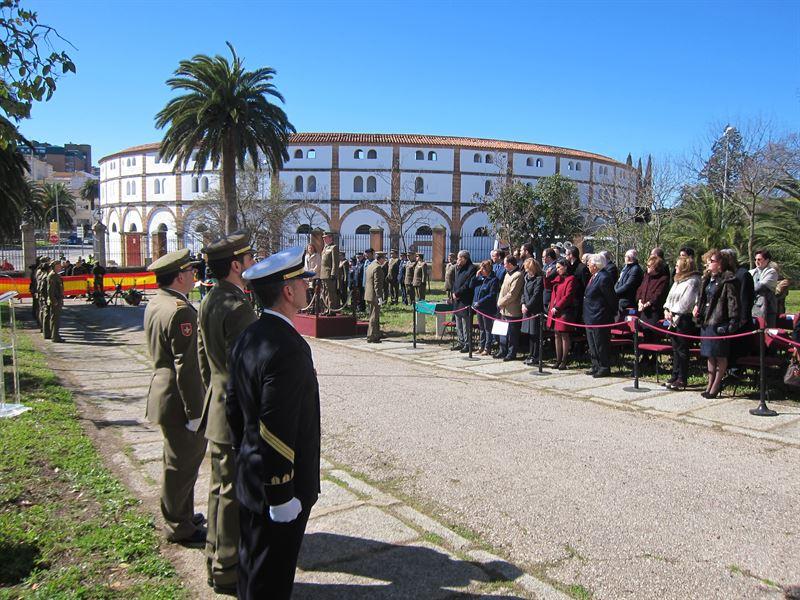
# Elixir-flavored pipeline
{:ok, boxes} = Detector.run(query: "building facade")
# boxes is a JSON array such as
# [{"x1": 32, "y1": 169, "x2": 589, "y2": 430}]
[{"x1": 98, "y1": 133, "x2": 634, "y2": 266}]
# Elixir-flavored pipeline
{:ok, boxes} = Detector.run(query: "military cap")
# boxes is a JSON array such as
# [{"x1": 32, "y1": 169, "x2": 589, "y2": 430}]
[
  {"x1": 365, "y1": 248, "x2": 375, "y2": 254},
  {"x1": 390, "y1": 249, "x2": 398, "y2": 255},
  {"x1": 242, "y1": 246, "x2": 315, "y2": 283},
  {"x1": 416, "y1": 252, "x2": 425, "y2": 258},
  {"x1": 201, "y1": 231, "x2": 252, "y2": 261},
  {"x1": 375, "y1": 251, "x2": 387, "y2": 259},
  {"x1": 39, "y1": 256, "x2": 50, "y2": 265},
  {"x1": 148, "y1": 248, "x2": 200, "y2": 275},
  {"x1": 323, "y1": 230, "x2": 335, "y2": 237}
]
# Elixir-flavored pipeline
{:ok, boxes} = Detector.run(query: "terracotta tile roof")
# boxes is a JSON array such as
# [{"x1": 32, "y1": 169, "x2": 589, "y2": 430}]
[{"x1": 101, "y1": 133, "x2": 622, "y2": 165}]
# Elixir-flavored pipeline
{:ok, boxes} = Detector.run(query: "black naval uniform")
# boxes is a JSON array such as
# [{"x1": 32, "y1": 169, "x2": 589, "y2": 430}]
[{"x1": 227, "y1": 311, "x2": 320, "y2": 600}]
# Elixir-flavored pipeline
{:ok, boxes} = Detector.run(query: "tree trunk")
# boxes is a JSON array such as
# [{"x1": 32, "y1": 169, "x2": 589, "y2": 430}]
[
  {"x1": 222, "y1": 136, "x2": 238, "y2": 234},
  {"x1": 748, "y1": 197, "x2": 756, "y2": 270}
]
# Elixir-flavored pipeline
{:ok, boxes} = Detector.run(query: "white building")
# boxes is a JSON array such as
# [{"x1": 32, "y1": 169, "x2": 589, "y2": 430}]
[{"x1": 98, "y1": 133, "x2": 634, "y2": 265}]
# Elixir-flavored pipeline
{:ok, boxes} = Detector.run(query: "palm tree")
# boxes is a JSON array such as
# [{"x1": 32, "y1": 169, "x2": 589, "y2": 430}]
[
  {"x1": 40, "y1": 182, "x2": 76, "y2": 231},
  {"x1": 80, "y1": 178, "x2": 99, "y2": 213},
  {"x1": 0, "y1": 144, "x2": 31, "y2": 240},
  {"x1": 155, "y1": 42, "x2": 295, "y2": 233},
  {"x1": 668, "y1": 185, "x2": 745, "y2": 255}
]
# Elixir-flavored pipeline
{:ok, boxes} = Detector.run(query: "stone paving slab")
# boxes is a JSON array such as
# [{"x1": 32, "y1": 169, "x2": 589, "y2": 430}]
[
  {"x1": 462, "y1": 361, "x2": 533, "y2": 375},
  {"x1": 767, "y1": 417, "x2": 800, "y2": 441},
  {"x1": 692, "y1": 398, "x2": 800, "y2": 431},
  {"x1": 633, "y1": 391, "x2": 730, "y2": 414},
  {"x1": 576, "y1": 380, "x2": 674, "y2": 402}
]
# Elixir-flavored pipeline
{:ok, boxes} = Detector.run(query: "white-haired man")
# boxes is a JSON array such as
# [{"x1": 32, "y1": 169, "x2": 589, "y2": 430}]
[{"x1": 583, "y1": 254, "x2": 617, "y2": 378}]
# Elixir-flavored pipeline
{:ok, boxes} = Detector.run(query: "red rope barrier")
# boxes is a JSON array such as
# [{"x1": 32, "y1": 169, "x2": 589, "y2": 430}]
[
  {"x1": 637, "y1": 317, "x2": 759, "y2": 341},
  {"x1": 432, "y1": 305, "x2": 470, "y2": 315},
  {"x1": 472, "y1": 307, "x2": 540, "y2": 323},
  {"x1": 547, "y1": 315, "x2": 630, "y2": 329},
  {"x1": 765, "y1": 330, "x2": 800, "y2": 349}
]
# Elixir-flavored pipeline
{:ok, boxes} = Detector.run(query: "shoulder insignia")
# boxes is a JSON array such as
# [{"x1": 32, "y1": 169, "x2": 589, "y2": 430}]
[
  {"x1": 269, "y1": 471, "x2": 294, "y2": 486},
  {"x1": 175, "y1": 300, "x2": 187, "y2": 307},
  {"x1": 180, "y1": 322, "x2": 193, "y2": 337}
]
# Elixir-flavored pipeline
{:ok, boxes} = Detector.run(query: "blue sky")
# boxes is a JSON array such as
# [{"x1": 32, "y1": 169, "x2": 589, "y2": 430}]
[{"x1": 20, "y1": 0, "x2": 800, "y2": 166}]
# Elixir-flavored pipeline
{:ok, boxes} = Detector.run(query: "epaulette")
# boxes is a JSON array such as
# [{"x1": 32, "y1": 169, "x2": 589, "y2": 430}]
[{"x1": 175, "y1": 300, "x2": 187, "y2": 307}]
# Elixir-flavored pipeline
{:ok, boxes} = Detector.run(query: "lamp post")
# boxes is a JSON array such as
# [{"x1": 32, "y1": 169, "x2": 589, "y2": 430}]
[{"x1": 721, "y1": 125, "x2": 734, "y2": 229}]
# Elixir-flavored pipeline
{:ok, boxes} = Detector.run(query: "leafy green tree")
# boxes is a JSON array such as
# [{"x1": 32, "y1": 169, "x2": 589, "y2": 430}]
[
  {"x1": 156, "y1": 42, "x2": 295, "y2": 234},
  {"x1": 79, "y1": 177, "x2": 99, "y2": 212},
  {"x1": 667, "y1": 185, "x2": 745, "y2": 256},
  {"x1": 700, "y1": 126, "x2": 744, "y2": 203},
  {"x1": 484, "y1": 175, "x2": 581, "y2": 253},
  {"x1": 39, "y1": 181, "x2": 75, "y2": 230}
]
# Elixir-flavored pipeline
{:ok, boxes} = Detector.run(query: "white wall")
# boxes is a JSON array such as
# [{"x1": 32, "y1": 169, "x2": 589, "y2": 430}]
[
  {"x1": 286, "y1": 145, "x2": 333, "y2": 169},
  {"x1": 338, "y1": 207, "x2": 390, "y2": 236},
  {"x1": 460, "y1": 173, "x2": 503, "y2": 204},
  {"x1": 337, "y1": 171, "x2": 391, "y2": 202},
  {"x1": 512, "y1": 153, "x2": 556, "y2": 177},
  {"x1": 338, "y1": 145, "x2": 392, "y2": 170},
  {"x1": 122, "y1": 208, "x2": 143, "y2": 232},
  {"x1": 399, "y1": 172, "x2": 452, "y2": 202},
  {"x1": 559, "y1": 157, "x2": 590, "y2": 182},
  {"x1": 460, "y1": 150, "x2": 507, "y2": 174},
  {"x1": 280, "y1": 171, "x2": 333, "y2": 201},
  {"x1": 398, "y1": 147, "x2": 454, "y2": 171}
]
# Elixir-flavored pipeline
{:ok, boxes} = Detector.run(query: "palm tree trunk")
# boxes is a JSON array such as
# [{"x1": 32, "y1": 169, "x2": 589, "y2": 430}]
[{"x1": 222, "y1": 136, "x2": 238, "y2": 234}]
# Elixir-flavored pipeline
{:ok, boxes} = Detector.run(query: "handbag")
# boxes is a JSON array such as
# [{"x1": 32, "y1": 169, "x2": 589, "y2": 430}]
[{"x1": 783, "y1": 354, "x2": 800, "y2": 389}]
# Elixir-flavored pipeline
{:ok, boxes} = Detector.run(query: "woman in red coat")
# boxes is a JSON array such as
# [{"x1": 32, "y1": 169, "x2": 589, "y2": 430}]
[
  {"x1": 546, "y1": 258, "x2": 579, "y2": 369},
  {"x1": 636, "y1": 255, "x2": 670, "y2": 341}
]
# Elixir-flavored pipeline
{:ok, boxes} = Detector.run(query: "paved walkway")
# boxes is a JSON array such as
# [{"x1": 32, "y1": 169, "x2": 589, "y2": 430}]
[{"x1": 23, "y1": 299, "x2": 559, "y2": 599}]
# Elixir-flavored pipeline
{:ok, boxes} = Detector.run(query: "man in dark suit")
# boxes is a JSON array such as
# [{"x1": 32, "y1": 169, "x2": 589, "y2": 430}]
[
  {"x1": 451, "y1": 250, "x2": 478, "y2": 352},
  {"x1": 600, "y1": 250, "x2": 619, "y2": 282},
  {"x1": 227, "y1": 247, "x2": 321, "y2": 600},
  {"x1": 583, "y1": 253, "x2": 618, "y2": 378},
  {"x1": 614, "y1": 249, "x2": 644, "y2": 320}
]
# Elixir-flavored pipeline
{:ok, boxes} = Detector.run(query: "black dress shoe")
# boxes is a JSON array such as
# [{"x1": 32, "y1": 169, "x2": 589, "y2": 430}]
[
  {"x1": 212, "y1": 583, "x2": 238, "y2": 596},
  {"x1": 492, "y1": 352, "x2": 503, "y2": 359},
  {"x1": 584, "y1": 369, "x2": 596, "y2": 376},
  {"x1": 503, "y1": 355, "x2": 516, "y2": 362},
  {"x1": 173, "y1": 528, "x2": 206, "y2": 547},
  {"x1": 192, "y1": 513, "x2": 206, "y2": 526},
  {"x1": 593, "y1": 370, "x2": 611, "y2": 378},
  {"x1": 459, "y1": 347, "x2": 469, "y2": 353}
]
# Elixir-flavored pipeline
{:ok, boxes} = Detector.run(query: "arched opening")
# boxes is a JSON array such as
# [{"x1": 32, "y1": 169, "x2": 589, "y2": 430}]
[
  {"x1": 535, "y1": 158, "x2": 543, "y2": 168},
  {"x1": 485, "y1": 154, "x2": 493, "y2": 164},
  {"x1": 192, "y1": 177, "x2": 199, "y2": 193},
  {"x1": 129, "y1": 223, "x2": 137, "y2": 232},
  {"x1": 428, "y1": 151, "x2": 437, "y2": 161},
  {"x1": 526, "y1": 157, "x2": 533, "y2": 166},
  {"x1": 415, "y1": 225, "x2": 433, "y2": 236},
  {"x1": 294, "y1": 149, "x2": 303, "y2": 158},
  {"x1": 353, "y1": 176, "x2": 364, "y2": 193},
  {"x1": 295, "y1": 176, "x2": 304, "y2": 193},
  {"x1": 354, "y1": 149, "x2": 364, "y2": 159},
  {"x1": 201, "y1": 176, "x2": 209, "y2": 192},
  {"x1": 414, "y1": 177, "x2": 424, "y2": 194},
  {"x1": 367, "y1": 149, "x2": 377, "y2": 159},
  {"x1": 355, "y1": 224, "x2": 371, "y2": 234},
  {"x1": 111, "y1": 223, "x2": 117, "y2": 233},
  {"x1": 307, "y1": 176, "x2": 317, "y2": 193},
  {"x1": 366, "y1": 176, "x2": 376, "y2": 193},
  {"x1": 154, "y1": 179, "x2": 161, "y2": 194},
  {"x1": 415, "y1": 150, "x2": 424, "y2": 160},
  {"x1": 473, "y1": 153, "x2": 482, "y2": 163},
  {"x1": 474, "y1": 227, "x2": 489, "y2": 236},
  {"x1": 307, "y1": 149, "x2": 316, "y2": 159},
  {"x1": 484, "y1": 180, "x2": 492, "y2": 195},
  {"x1": 154, "y1": 223, "x2": 168, "y2": 259},
  {"x1": 575, "y1": 162, "x2": 582, "y2": 171}
]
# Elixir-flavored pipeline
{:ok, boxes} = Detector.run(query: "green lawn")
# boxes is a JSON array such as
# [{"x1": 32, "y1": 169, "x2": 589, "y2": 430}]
[
  {"x1": 0, "y1": 335, "x2": 186, "y2": 599},
  {"x1": 785, "y1": 290, "x2": 799, "y2": 316}
]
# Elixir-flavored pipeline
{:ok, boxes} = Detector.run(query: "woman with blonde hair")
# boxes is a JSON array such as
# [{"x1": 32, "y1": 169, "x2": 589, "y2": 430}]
[
  {"x1": 663, "y1": 256, "x2": 701, "y2": 390},
  {"x1": 521, "y1": 257, "x2": 544, "y2": 365},
  {"x1": 470, "y1": 260, "x2": 500, "y2": 355}
]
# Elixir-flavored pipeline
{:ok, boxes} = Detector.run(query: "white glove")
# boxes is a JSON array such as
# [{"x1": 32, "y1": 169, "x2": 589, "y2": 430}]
[
  {"x1": 269, "y1": 497, "x2": 302, "y2": 523},
  {"x1": 185, "y1": 418, "x2": 202, "y2": 432}
]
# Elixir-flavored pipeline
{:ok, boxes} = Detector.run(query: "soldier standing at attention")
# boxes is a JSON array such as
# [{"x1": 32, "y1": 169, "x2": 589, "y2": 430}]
[
  {"x1": 226, "y1": 247, "x2": 320, "y2": 599},
  {"x1": 387, "y1": 249, "x2": 400, "y2": 304},
  {"x1": 37, "y1": 258, "x2": 50, "y2": 336},
  {"x1": 197, "y1": 233, "x2": 257, "y2": 596},
  {"x1": 365, "y1": 251, "x2": 387, "y2": 343},
  {"x1": 403, "y1": 252, "x2": 416, "y2": 305},
  {"x1": 337, "y1": 254, "x2": 350, "y2": 308},
  {"x1": 46, "y1": 259, "x2": 65, "y2": 343},
  {"x1": 144, "y1": 249, "x2": 207, "y2": 547},
  {"x1": 444, "y1": 252, "x2": 457, "y2": 304},
  {"x1": 413, "y1": 252, "x2": 428, "y2": 301},
  {"x1": 29, "y1": 257, "x2": 41, "y2": 326},
  {"x1": 319, "y1": 231, "x2": 340, "y2": 314}
]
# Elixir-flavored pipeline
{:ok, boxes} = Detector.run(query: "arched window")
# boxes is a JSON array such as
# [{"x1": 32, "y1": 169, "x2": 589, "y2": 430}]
[
  {"x1": 129, "y1": 223, "x2": 137, "y2": 232},
  {"x1": 154, "y1": 179, "x2": 161, "y2": 194},
  {"x1": 355, "y1": 224, "x2": 371, "y2": 235},
  {"x1": 415, "y1": 150, "x2": 424, "y2": 160},
  {"x1": 414, "y1": 177, "x2": 424, "y2": 194},
  {"x1": 294, "y1": 176, "x2": 304, "y2": 193},
  {"x1": 307, "y1": 149, "x2": 316, "y2": 159},
  {"x1": 126, "y1": 158, "x2": 131, "y2": 167},
  {"x1": 485, "y1": 180, "x2": 492, "y2": 195},
  {"x1": 131, "y1": 181, "x2": 136, "y2": 195},
  {"x1": 367, "y1": 149, "x2": 377, "y2": 159},
  {"x1": 473, "y1": 153, "x2": 482, "y2": 163},
  {"x1": 536, "y1": 158, "x2": 543, "y2": 168},
  {"x1": 428, "y1": 151, "x2": 437, "y2": 161},
  {"x1": 296, "y1": 224, "x2": 312, "y2": 234},
  {"x1": 111, "y1": 223, "x2": 117, "y2": 233},
  {"x1": 474, "y1": 227, "x2": 489, "y2": 236},
  {"x1": 575, "y1": 162, "x2": 581, "y2": 172},
  {"x1": 354, "y1": 149, "x2": 364, "y2": 159},
  {"x1": 191, "y1": 177, "x2": 199, "y2": 193},
  {"x1": 415, "y1": 225, "x2": 433, "y2": 236},
  {"x1": 526, "y1": 157, "x2": 533, "y2": 166},
  {"x1": 366, "y1": 176, "x2": 376, "y2": 193},
  {"x1": 353, "y1": 176, "x2": 363, "y2": 193},
  {"x1": 485, "y1": 154, "x2": 493, "y2": 164},
  {"x1": 201, "y1": 176, "x2": 209, "y2": 192},
  {"x1": 307, "y1": 176, "x2": 317, "y2": 193},
  {"x1": 131, "y1": 157, "x2": 136, "y2": 166},
  {"x1": 567, "y1": 161, "x2": 574, "y2": 171},
  {"x1": 161, "y1": 178, "x2": 166, "y2": 193},
  {"x1": 294, "y1": 149, "x2": 303, "y2": 158},
  {"x1": 157, "y1": 223, "x2": 168, "y2": 233},
  {"x1": 126, "y1": 181, "x2": 131, "y2": 195}
]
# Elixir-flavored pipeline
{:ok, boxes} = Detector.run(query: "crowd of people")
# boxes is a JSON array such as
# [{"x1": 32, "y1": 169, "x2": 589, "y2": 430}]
[{"x1": 440, "y1": 243, "x2": 794, "y2": 398}]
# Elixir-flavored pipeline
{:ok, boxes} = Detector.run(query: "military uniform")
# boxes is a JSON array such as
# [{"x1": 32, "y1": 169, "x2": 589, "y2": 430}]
[
  {"x1": 227, "y1": 246, "x2": 320, "y2": 600},
  {"x1": 444, "y1": 258, "x2": 457, "y2": 303},
  {"x1": 365, "y1": 253, "x2": 387, "y2": 342},
  {"x1": 337, "y1": 258, "x2": 350, "y2": 307},
  {"x1": 197, "y1": 234, "x2": 257, "y2": 593},
  {"x1": 37, "y1": 260, "x2": 50, "y2": 336},
  {"x1": 46, "y1": 263, "x2": 64, "y2": 342},
  {"x1": 387, "y1": 253, "x2": 400, "y2": 303},
  {"x1": 319, "y1": 234, "x2": 340, "y2": 313},
  {"x1": 143, "y1": 249, "x2": 207, "y2": 544},
  {"x1": 29, "y1": 258, "x2": 41, "y2": 326},
  {"x1": 413, "y1": 255, "x2": 428, "y2": 301},
  {"x1": 404, "y1": 257, "x2": 417, "y2": 305}
]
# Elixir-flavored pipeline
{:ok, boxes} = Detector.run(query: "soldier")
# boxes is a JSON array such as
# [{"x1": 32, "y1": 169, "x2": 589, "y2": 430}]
[
  {"x1": 319, "y1": 231, "x2": 340, "y2": 314},
  {"x1": 444, "y1": 252, "x2": 457, "y2": 304},
  {"x1": 403, "y1": 252, "x2": 416, "y2": 305},
  {"x1": 387, "y1": 250, "x2": 400, "y2": 304},
  {"x1": 29, "y1": 257, "x2": 41, "y2": 326},
  {"x1": 413, "y1": 252, "x2": 428, "y2": 301},
  {"x1": 143, "y1": 249, "x2": 207, "y2": 546},
  {"x1": 46, "y1": 259, "x2": 65, "y2": 342},
  {"x1": 197, "y1": 233, "x2": 257, "y2": 595},
  {"x1": 227, "y1": 246, "x2": 320, "y2": 599},
  {"x1": 337, "y1": 254, "x2": 350, "y2": 308},
  {"x1": 365, "y1": 251, "x2": 387, "y2": 343},
  {"x1": 37, "y1": 258, "x2": 50, "y2": 336}
]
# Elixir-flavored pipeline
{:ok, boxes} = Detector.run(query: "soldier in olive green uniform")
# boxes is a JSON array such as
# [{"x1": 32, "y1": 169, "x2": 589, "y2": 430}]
[
  {"x1": 403, "y1": 254, "x2": 417, "y2": 305},
  {"x1": 196, "y1": 233, "x2": 257, "y2": 595},
  {"x1": 413, "y1": 253, "x2": 428, "y2": 301},
  {"x1": 319, "y1": 231, "x2": 340, "y2": 314},
  {"x1": 143, "y1": 249, "x2": 208, "y2": 546},
  {"x1": 365, "y1": 251, "x2": 387, "y2": 343},
  {"x1": 37, "y1": 258, "x2": 50, "y2": 336},
  {"x1": 46, "y1": 259, "x2": 65, "y2": 342}
]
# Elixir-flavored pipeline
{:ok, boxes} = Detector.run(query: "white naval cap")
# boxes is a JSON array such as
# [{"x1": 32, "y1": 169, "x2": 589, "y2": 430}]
[{"x1": 242, "y1": 246, "x2": 316, "y2": 283}]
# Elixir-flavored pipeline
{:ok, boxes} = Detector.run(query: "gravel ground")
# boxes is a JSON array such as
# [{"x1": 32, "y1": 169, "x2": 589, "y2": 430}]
[{"x1": 311, "y1": 338, "x2": 799, "y2": 600}]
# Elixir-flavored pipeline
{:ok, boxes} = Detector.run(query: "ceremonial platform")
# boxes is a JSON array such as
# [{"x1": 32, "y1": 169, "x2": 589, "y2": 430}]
[{"x1": 294, "y1": 313, "x2": 364, "y2": 338}]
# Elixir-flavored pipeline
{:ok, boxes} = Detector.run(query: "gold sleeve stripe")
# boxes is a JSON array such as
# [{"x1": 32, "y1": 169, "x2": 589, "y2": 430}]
[
  {"x1": 259, "y1": 423, "x2": 295, "y2": 463},
  {"x1": 233, "y1": 245, "x2": 252, "y2": 256},
  {"x1": 282, "y1": 266, "x2": 306, "y2": 280}
]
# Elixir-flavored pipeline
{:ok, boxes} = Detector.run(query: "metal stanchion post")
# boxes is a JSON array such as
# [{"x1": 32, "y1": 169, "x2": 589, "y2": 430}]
[
  {"x1": 467, "y1": 307, "x2": 473, "y2": 358},
  {"x1": 750, "y1": 329, "x2": 777, "y2": 417},
  {"x1": 538, "y1": 314, "x2": 544, "y2": 373},
  {"x1": 624, "y1": 317, "x2": 648, "y2": 392},
  {"x1": 412, "y1": 300, "x2": 417, "y2": 349}
]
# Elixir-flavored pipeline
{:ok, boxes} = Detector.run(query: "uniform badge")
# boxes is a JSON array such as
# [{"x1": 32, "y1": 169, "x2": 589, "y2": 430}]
[{"x1": 180, "y1": 322, "x2": 193, "y2": 337}]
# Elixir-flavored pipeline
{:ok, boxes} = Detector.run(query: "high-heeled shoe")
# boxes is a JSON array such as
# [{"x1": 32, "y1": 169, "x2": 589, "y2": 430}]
[
  {"x1": 558, "y1": 362, "x2": 568, "y2": 370},
  {"x1": 701, "y1": 385, "x2": 722, "y2": 399},
  {"x1": 666, "y1": 380, "x2": 685, "y2": 391}
]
